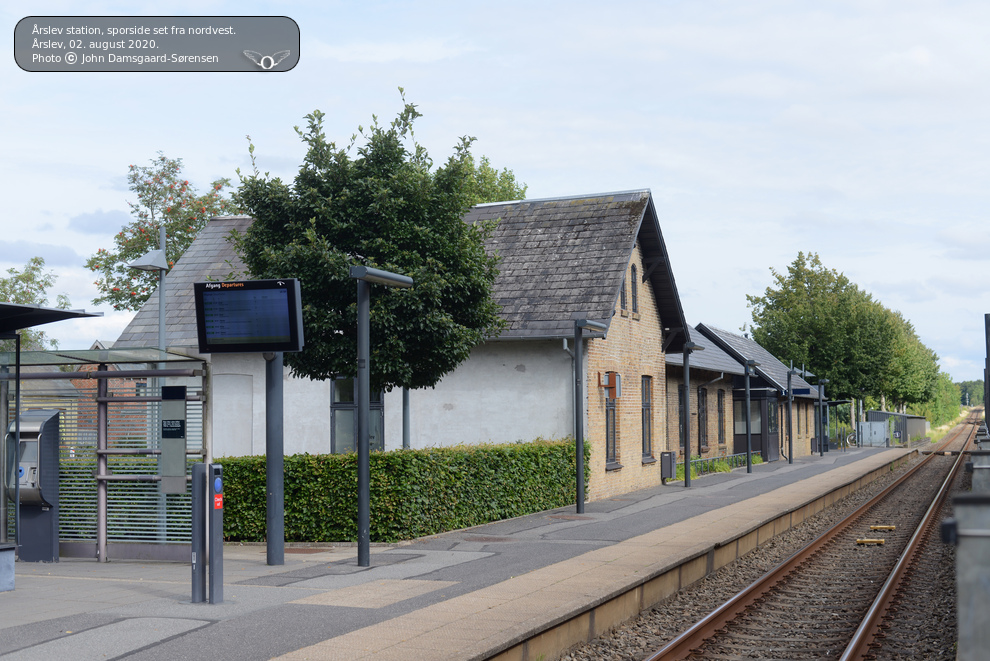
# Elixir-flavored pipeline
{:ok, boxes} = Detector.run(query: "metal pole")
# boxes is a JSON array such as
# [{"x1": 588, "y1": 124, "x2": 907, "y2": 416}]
[
  {"x1": 574, "y1": 325, "x2": 585, "y2": 513},
  {"x1": 158, "y1": 226, "x2": 166, "y2": 361},
  {"x1": 191, "y1": 462, "x2": 206, "y2": 602},
  {"x1": 787, "y1": 361, "x2": 794, "y2": 465},
  {"x1": 818, "y1": 382, "x2": 826, "y2": 457},
  {"x1": 745, "y1": 363, "x2": 753, "y2": 473},
  {"x1": 1, "y1": 364, "x2": 7, "y2": 543},
  {"x1": 13, "y1": 336, "x2": 21, "y2": 549},
  {"x1": 265, "y1": 352, "x2": 284, "y2": 566},
  {"x1": 402, "y1": 387, "x2": 410, "y2": 450},
  {"x1": 356, "y1": 279, "x2": 371, "y2": 567},
  {"x1": 97, "y1": 363, "x2": 108, "y2": 562},
  {"x1": 985, "y1": 314, "x2": 989, "y2": 418},
  {"x1": 683, "y1": 349, "x2": 692, "y2": 487}
]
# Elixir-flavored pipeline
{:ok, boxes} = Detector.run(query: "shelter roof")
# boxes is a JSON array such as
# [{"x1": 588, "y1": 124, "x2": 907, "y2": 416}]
[
  {"x1": 695, "y1": 323, "x2": 820, "y2": 399},
  {"x1": 0, "y1": 302, "x2": 100, "y2": 334},
  {"x1": 665, "y1": 327, "x2": 745, "y2": 376}
]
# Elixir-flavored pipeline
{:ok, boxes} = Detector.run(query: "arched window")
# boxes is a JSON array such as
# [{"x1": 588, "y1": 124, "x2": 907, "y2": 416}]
[
  {"x1": 619, "y1": 273, "x2": 627, "y2": 311},
  {"x1": 630, "y1": 265, "x2": 639, "y2": 313}
]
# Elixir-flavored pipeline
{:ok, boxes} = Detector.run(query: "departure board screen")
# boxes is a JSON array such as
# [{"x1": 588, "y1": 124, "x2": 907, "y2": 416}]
[{"x1": 194, "y1": 279, "x2": 304, "y2": 353}]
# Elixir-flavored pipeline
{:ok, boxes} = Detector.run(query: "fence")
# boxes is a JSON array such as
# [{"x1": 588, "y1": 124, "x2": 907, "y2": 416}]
[{"x1": 5, "y1": 379, "x2": 203, "y2": 552}]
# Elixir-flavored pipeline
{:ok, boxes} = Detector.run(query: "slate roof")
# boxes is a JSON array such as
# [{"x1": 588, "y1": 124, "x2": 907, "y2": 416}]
[
  {"x1": 113, "y1": 216, "x2": 252, "y2": 350},
  {"x1": 464, "y1": 190, "x2": 688, "y2": 350},
  {"x1": 695, "y1": 323, "x2": 820, "y2": 399},
  {"x1": 665, "y1": 327, "x2": 745, "y2": 376},
  {"x1": 115, "y1": 192, "x2": 689, "y2": 352}
]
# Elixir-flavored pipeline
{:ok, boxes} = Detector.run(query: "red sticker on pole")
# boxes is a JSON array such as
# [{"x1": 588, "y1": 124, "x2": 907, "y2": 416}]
[{"x1": 214, "y1": 494, "x2": 223, "y2": 509}]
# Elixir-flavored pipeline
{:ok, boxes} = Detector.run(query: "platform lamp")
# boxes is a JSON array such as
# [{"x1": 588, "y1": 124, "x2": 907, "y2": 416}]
[
  {"x1": 350, "y1": 266, "x2": 413, "y2": 567},
  {"x1": 574, "y1": 319, "x2": 607, "y2": 513},
  {"x1": 127, "y1": 226, "x2": 169, "y2": 366},
  {"x1": 817, "y1": 378, "x2": 829, "y2": 457},
  {"x1": 682, "y1": 341, "x2": 705, "y2": 487},
  {"x1": 744, "y1": 359, "x2": 760, "y2": 473}
]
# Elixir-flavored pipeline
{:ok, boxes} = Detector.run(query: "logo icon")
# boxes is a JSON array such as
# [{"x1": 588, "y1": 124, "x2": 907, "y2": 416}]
[{"x1": 243, "y1": 49, "x2": 291, "y2": 70}]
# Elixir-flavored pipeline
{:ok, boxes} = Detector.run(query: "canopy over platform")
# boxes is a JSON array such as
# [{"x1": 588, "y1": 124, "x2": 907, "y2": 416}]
[
  {"x1": 0, "y1": 302, "x2": 100, "y2": 335},
  {"x1": 0, "y1": 348, "x2": 200, "y2": 368}
]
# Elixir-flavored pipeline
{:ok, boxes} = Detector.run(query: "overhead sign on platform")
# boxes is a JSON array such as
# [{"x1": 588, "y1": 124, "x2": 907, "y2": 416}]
[{"x1": 792, "y1": 388, "x2": 811, "y2": 395}]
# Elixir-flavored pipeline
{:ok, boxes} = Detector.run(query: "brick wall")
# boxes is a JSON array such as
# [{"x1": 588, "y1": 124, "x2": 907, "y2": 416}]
[
  {"x1": 664, "y1": 369, "x2": 734, "y2": 459},
  {"x1": 584, "y1": 244, "x2": 668, "y2": 501}
]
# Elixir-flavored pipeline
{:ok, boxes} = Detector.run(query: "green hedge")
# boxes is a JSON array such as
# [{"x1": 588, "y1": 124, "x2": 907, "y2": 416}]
[{"x1": 218, "y1": 438, "x2": 591, "y2": 543}]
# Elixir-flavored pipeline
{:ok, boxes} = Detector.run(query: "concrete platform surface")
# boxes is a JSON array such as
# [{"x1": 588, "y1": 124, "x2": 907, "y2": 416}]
[{"x1": 0, "y1": 447, "x2": 911, "y2": 660}]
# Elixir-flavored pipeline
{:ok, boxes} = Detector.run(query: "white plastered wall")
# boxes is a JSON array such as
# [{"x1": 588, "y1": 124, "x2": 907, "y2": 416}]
[{"x1": 383, "y1": 339, "x2": 574, "y2": 450}]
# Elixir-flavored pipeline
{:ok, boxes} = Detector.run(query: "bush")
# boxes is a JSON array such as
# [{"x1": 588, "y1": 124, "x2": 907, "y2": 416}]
[{"x1": 219, "y1": 437, "x2": 590, "y2": 543}]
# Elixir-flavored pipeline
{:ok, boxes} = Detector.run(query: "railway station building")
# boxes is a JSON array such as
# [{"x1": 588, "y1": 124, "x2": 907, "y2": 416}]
[{"x1": 113, "y1": 189, "x2": 695, "y2": 501}]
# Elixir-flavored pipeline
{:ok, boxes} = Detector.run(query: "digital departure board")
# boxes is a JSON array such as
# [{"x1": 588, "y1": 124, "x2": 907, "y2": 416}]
[{"x1": 193, "y1": 279, "x2": 304, "y2": 353}]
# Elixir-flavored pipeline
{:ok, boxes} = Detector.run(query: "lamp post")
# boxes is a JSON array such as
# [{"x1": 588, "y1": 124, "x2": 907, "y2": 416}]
[
  {"x1": 128, "y1": 227, "x2": 169, "y2": 364},
  {"x1": 744, "y1": 359, "x2": 759, "y2": 473},
  {"x1": 574, "y1": 319, "x2": 606, "y2": 513},
  {"x1": 349, "y1": 266, "x2": 413, "y2": 567},
  {"x1": 682, "y1": 341, "x2": 705, "y2": 487},
  {"x1": 817, "y1": 378, "x2": 829, "y2": 457}
]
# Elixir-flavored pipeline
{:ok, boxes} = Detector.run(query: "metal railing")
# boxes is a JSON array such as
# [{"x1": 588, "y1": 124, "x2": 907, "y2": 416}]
[{"x1": 677, "y1": 452, "x2": 758, "y2": 479}]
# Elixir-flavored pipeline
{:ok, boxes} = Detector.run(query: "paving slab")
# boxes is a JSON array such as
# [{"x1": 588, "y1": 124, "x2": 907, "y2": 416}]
[{"x1": 0, "y1": 447, "x2": 910, "y2": 660}]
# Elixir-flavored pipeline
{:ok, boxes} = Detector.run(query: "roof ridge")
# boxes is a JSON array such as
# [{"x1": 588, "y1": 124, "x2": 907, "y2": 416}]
[{"x1": 470, "y1": 188, "x2": 650, "y2": 208}]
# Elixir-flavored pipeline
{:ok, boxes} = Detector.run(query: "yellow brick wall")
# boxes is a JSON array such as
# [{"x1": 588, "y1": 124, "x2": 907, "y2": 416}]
[
  {"x1": 664, "y1": 370, "x2": 734, "y2": 460},
  {"x1": 584, "y1": 244, "x2": 668, "y2": 501}
]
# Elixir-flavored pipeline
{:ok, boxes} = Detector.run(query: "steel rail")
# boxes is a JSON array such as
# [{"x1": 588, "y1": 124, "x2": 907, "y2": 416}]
[
  {"x1": 644, "y1": 416, "x2": 974, "y2": 661},
  {"x1": 840, "y1": 414, "x2": 979, "y2": 660}
]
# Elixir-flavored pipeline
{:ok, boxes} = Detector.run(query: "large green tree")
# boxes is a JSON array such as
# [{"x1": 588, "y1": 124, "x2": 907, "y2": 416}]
[
  {"x1": 748, "y1": 251, "x2": 939, "y2": 408},
  {"x1": 235, "y1": 99, "x2": 520, "y2": 391},
  {"x1": 0, "y1": 256, "x2": 70, "y2": 351},
  {"x1": 86, "y1": 153, "x2": 241, "y2": 311}
]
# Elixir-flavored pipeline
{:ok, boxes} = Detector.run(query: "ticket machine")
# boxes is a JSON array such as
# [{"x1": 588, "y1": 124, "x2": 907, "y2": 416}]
[{"x1": 5, "y1": 410, "x2": 60, "y2": 562}]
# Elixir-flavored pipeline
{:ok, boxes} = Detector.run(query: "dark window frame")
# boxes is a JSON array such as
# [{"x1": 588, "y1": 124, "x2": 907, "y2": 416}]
[
  {"x1": 330, "y1": 377, "x2": 384, "y2": 454},
  {"x1": 717, "y1": 389, "x2": 725, "y2": 444},
  {"x1": 678, "y1": 383, "x2": 685, "y2": 450},
  {"x1": 605, "y1": 398, "x2": 619, "y2": 468},
  {"x1": 630, "y1": 264, "x2": 639, "y2": 313},
  {"x1": 620, "y1": 272, "x2": 627, "y2": 311},
  {"x1": 641, "y1": 375, "x2": 653, "y2": 459}
]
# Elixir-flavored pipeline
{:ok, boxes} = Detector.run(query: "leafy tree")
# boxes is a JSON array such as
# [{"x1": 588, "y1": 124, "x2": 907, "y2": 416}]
[
  {"x1": 0, "y1": 256, "x2": 70, "y2": 350},
  {"x1": 86, "y1": 153, "x2": 241, "y2": 311},
  {"x1": 908, "y1": 372, "x2": 960, "y2": 428},
  {"x1": 747, "y1": 251, "x2": 938, "y2": 408},
  {"x1": 747, "y1": 252, "x2": 889, "y2": 400},
  {"x1": 463, "y1": 155, "x2": 527, "y2": 205},
  {"x1": 957, "y1": 380, "x2": 984, "y2": 407},
  {"x1": 235, "y1": 97, "x2": 514, "y2": 391}
]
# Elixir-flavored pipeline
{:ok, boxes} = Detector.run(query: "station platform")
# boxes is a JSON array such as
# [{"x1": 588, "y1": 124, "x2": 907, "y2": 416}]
[{"x1": 0, "y1": 446, "x2": 913, "y2": 661}]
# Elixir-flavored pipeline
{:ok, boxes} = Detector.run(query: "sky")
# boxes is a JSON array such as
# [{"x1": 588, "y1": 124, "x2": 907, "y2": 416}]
[{"x1": 2, "y1": 1, "x2": 989, "y2": 383}]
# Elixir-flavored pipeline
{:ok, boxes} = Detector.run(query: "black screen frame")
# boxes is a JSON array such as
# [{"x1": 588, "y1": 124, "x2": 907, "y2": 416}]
[{"x1": 194, "y1": 279, "x2": 304, "y2": 354}]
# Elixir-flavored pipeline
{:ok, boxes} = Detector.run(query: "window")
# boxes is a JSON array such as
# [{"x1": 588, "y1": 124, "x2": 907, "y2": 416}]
[
  {"x1": 630, "y1": 265, "x2": 639, "y2": 313},
  {"x1": 641, "y1": 376, "x2": 652, "y2": 458},
  {"x1": 797, "y1": 400, "x2": 801, "y2": 434},
  {"x1": 768, "y1": 399, "x2": 778, "y2": 434},
  {"x1": 717, "y1": 389, "x2": 725, "y2": 443},
  {"x1": 697, "y1": 388, "x2": 708, "y2": 451},
  {"x1": 330, "y1": 377, "x2": 384, "y2": 453},
  {"x1": 620, "y1": 273, "x2": 627, "y2": 311},
  {"x1": 606, "y1": 399, "x2": 618, "y2": 464},
  {"x1": 678, "y1": 384, "x2": 685, "y2": 449},
  {"x1": 734, "y1": 400, "x2": 762, "y2": 435}
]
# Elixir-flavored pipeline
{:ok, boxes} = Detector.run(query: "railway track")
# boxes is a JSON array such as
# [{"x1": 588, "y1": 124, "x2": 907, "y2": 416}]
[{"x1": 645, "y1": 412, "x2": 980, "y2": 661}]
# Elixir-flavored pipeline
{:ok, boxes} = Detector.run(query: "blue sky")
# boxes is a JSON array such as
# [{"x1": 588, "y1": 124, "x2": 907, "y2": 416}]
[{"x1": 3, "y1": 1, "x2": 989, "y2": 382}]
